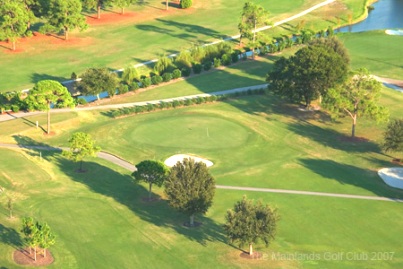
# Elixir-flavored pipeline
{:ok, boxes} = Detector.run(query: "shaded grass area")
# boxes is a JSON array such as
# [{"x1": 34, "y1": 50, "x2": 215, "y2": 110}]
[{"x1": 1, "y1": 147, "x2": 402, "y2": 269}]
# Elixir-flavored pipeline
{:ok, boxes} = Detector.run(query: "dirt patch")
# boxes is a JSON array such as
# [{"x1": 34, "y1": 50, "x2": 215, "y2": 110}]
[
  {"x1": 13, "y1": 248, "x2": 54, "y2": 266},
  {"x1": 240, "y1": 251, "x2": 263, "y2": 260}
]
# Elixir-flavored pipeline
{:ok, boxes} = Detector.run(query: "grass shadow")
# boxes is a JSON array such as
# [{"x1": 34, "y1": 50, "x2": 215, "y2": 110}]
[
  {"x1": 11, "y1": 135, "x2": 61, "y2": 159},
  {"x1": 0, "y1": 224, "x2": 23, "y2": 250},
  {"x1": 299, "y1": 158, "x2": 403, "y2": 199},
  {"x1": 31, "y1": 73, "x2": 67, "y2": 85},
  {"x1": 55, "y1": 157, "x2": 226, "y2": 246}
]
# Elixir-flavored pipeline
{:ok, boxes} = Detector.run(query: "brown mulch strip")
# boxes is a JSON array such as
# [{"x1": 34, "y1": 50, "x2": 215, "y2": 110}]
[{"x1": 13, "y1": 248, "x2": 54, "y2": 266}]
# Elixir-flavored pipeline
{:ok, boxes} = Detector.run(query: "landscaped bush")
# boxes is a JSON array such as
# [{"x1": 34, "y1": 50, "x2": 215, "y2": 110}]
[
  {"x1": 76, "y1": 98, "x2": 88, "y2": 105},
  {"x1": 174, "y1": 50, "x2": 192, "y2": 70},
  {"x1": 192, "y1": 63, "x2": 203, "y2": 74},
  {"x1": 154, "y1": 56, "x2": 175, "y2": 75},
  {"x1": 130, "y1": 81, "x2": 139, "y2": 91},
  {"x1": 151, "y1": 75, "x2": 163, "y2": 85},
  {"x1": 191, "y1": 46, "x2": 206, "y2": 63},
  {"x1": 221, "y1": 54, "x2": 232, "y2": 66},
  {"x1": 172, "y1": 100, "x2": 180, "y2": 108},
  {"x1": 162, "y1": 72, "x2": 172, "y2": 82},
  {"x1": 213, "y1": 58, "x2": 221, "y2": 68},
  {"x1": 181, "y1": 67, "x2": 191, "y2": 77},
  {"x1": 172, "y1": 69, "x2": 182, "y2": 79},
  {"x1": 180, "y1": 0, "x2": 192, "y2": 9},
  {"x1": 11, "y1": 105, "x2": 20, "y2": 113},
  {"x1": 184, "y1": 99, "x2": 193, "y2": 106},
  {"x1": 327, "y1": 26, "x2": 334, "y2": 37},
  {"x1": 231, "y1": 52, "x2": 240, "y2": 63},
  {"x1": 141, "y1": 77, "x2": 152, "y2": 88},
  {"x1": 203, "y1": 61, "x2": 212, "y2": 71},
  {"x1": 118, "y1": 84, "x2": 129, "y2": 95}
]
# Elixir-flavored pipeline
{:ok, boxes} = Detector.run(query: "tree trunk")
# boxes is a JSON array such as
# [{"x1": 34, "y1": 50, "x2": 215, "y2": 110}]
[
  {"x1": 166, "y1": 0, "x2": 169, "y2": 10},
  {"x1": 47, "y1": 103, "x2": 51, "y2": 134},
  {"x1": 252, "y1": 18, "x2": 257, "y2": 59},
  {"x1": 12, "y1": 40, "x2": 16, "y2": 51},
  {"x1": 121, "y1": 7, "x2": 124, "y2": 14},
  {"x1": 249, "y1": 243, "x2": 253, "y2": 255},
  {"x1": 351, "y1": 114, "x2": 357, "y2": 138},
  {"x1": 34, "y1": 246, "x2": 37, "y2": 261},
  {"x1": 97, "y1": 94, "x2": 100, "y2": 100},
  {"x1": 97, "y1": 5, "x2": 101, "y2": 19},
  {"x1": 65, "y1": 29, "x2": 69, "y2": 40},
  {"x1": 190, "y1": 214, "x2": 194, "y2": 226},
  {"x1": 148, "y1": 182, "x2": 152, "y2": 199},
  {"x1": 43, "y1": 248, "x2": 47, "y2": 258}
]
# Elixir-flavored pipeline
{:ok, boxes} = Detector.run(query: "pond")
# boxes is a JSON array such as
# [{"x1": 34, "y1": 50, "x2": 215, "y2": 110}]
[{"x1": 339, "y1": 0, "x2": 403, "y2": 33}]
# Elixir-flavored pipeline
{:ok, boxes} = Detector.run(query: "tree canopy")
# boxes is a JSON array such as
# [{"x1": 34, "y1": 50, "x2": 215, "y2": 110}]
[
  {"x1": 0, "y1": 0, "x2": 31, "y2": 50},
  {"x1": 164, "y1": 158, "x2": 215, "y2": 226},
  {"x1": 223, "y1": 196, "x2": 278, "y2": 256},
  {"x1": 40, "y1": 0, "x2": 87, "y2": 40},
  {"x1": 78, "y1": 68, "x2": 119, "y2": 100},
  {"x1": 323, "y1": 68, "x2": 389, "y2": 137},
  {"x1": 132, "y1": 160, "x2": 170, "y2": 200},
  {"x1": 267, "y1": 44, "x2": 348, "y2": 107},
  {"x1": 62, "y1": 132, "x2": 101, "y2": 171},
  {"x1": 382, "y1": 118, "x2": 403, "y2": 158},
  {"x1": 24, "y1": 80, "x2": 75, "y2": 134}
]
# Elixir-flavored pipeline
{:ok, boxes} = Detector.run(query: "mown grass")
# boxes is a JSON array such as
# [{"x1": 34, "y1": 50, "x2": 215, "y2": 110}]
[
  {"x1": 0, "y1": 0, "x2": 357, "y2": 92},
  {"x1": 1, "y1": 147, "x2": 402, "y2": 269}
]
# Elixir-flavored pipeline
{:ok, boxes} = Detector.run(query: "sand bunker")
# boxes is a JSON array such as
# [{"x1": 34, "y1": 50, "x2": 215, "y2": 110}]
[
  {"x1": 385, "y1": 29, "x2": 403, "y2": 36},
  {"x1": 378, "y1": 167, "x2": 403, "y2": 189},
  {"x1": 164, "y1": 154, "x2": 214, "y2": 167}
]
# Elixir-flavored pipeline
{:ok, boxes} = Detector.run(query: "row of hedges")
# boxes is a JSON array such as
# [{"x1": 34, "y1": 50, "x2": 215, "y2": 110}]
[{"x1": 109, "y1": 88, "x2": 267, "y2": 118}]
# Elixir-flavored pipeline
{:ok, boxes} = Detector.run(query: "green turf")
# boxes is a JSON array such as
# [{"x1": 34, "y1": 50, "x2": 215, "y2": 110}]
[{"x1": 0, "y1": 0, "x2": 359, "y2": 92}]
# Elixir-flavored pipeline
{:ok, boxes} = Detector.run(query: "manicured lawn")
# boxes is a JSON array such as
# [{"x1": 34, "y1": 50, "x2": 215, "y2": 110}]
[
  {"x1": 1, "y1": 147, "x2": 402, "y2": 269},
  {"x1": 339, "y1": 31, "x2": 403, "y2": 80},
  {"x1": 0, "y1": 0, "x2": 354, "y2": 92}
]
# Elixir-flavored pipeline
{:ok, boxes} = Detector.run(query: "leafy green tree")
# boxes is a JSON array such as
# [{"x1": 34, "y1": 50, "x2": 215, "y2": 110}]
[
  {"x1": 383, "y1": 119, "x2": 403, "y2": 158},
  {"x1": 112, "y1": 0, "x2": 134, "y2": 14},
  {"x1": 81, "y1": 0, "x2": 112, "y2": 19},
  {"x1": 21, "y1": 217, "x2": 41, "y2": 261},
  {"x1": 62, "y1": 132, "x2": 101, "y2": 171},
  {"x1": 309, "y1": 36, "x2": 350, "y2": 64},
  {"x1": 180, "y1": 0, "x2": 192, "y2": 9},
  {"x1": 238, "y1": 2, "x2": 270, "y2": 56},
  {"x1": 165, "y1": 158, "x2": 215, "y2": 226},
  {"x1": 78, "y1": 68, "x2": 119, "y2": 100},
  {"x1": 267, "y1": 44, "x2": 348, "y2": 108},
  {"x1": 323, "y1": 68, "x2": 389, "y2": 137},
  {"x1": 132, "y1": 160, "x2": 170, "y2": 200},
  {"x1": 121, "y1": 66, "x2": 139, "y2": 85},
  {"x1": 223, "y1": 196, "x2": 278, "y2": 256},
  {"x1": 40, "y1": 0, "x2": 87, "y2": 40},
  {"x1": 154, "y1": 56, "x2": 174, "y2": 75},
  {"x1": 38, "y1": 222, "x2": 56, "y2": 258},
  {"x1": 25, "y1": 80, "x2": 75, "y2": 134},
  {"x1": 0, "y1": 1, "x2": 30, "y2": 51}
]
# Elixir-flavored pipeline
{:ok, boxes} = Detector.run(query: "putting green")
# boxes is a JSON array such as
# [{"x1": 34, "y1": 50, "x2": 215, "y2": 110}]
[{"x1": 130, "y1": 115, "x2": 250, "y2": 149}]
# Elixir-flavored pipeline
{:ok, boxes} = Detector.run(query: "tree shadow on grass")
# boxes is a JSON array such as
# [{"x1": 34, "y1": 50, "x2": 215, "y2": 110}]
[
  {"x1": 299, "y1": 158, "x2": 403, "y2": 199},
  {"x1": 31, "y1": 73, "x2": 68, "y2": 85},
  {"x1": 55, "y1": 157, "x2": 226, "y2": 246},
  {"x1": 12, "y1": 135, "x2": 61, "y2": 160},
  {"x1": 0, "y1": 224, "x2": 23, "y2": 250},
  {"x1": 287, "y1": 120, "x2": 382, "y2": 153}
]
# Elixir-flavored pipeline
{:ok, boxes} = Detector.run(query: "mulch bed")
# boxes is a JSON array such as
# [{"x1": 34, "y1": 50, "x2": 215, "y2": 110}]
[
  {"x1": 240, "y1": 251, "x2": 263, "y2": 259},
  {"x1": 13, "y1": 248, "x2": 54, "y2": 266}
]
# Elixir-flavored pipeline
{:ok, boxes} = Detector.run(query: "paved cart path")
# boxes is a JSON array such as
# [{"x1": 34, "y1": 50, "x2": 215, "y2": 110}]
[{"x1": 1, "y1": 143, "x2": 402, "y2": 203}]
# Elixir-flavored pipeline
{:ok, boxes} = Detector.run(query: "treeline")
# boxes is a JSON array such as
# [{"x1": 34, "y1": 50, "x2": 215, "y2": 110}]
[{"x1": 0, "y1": 0, "x2": 192, "y2": 51}]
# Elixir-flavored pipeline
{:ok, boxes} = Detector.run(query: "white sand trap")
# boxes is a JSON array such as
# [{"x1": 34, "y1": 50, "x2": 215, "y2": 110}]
[
  {"x1": 378, "y1": 167, "x2": 403, "y2": 189},
  {"x1": 385, "y1": 29, "x2": 403, "y2": 36},
  {"x1": 164, "y1": 154, "x2": 214, "y2": 167}
]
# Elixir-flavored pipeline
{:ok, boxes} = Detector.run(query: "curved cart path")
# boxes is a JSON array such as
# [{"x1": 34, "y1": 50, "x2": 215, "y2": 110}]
[{"x1": 1, "y1": 143, "x2": 402, "y2": 203}]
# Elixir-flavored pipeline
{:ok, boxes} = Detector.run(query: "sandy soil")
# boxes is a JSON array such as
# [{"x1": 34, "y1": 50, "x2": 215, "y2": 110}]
[
  {"x1": 378, "y1": 167, "x2": 403, "y2": 189},
  {"x1": 164, "y1": 154, "x2": 214, "y2": 167}
]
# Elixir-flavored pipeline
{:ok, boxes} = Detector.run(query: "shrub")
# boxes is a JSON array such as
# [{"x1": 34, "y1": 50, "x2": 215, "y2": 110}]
[
  {"x1": 203, "y1": 61, "x2": 212, "y2": 71},
  {"x1": 11, "y1": 105, "x2": 20, "y2": 113},
  {"x1": 208, "y1": 95, "x2": 217, "y2": 102},
  {"x1": 172, "y1": 69, "x2": 182, "y2": 79},
  {"x1": 71, "y1": 72, "x2": 77, "y2": 80},
  {"x1": 174, "y1": 50, "x2": 192, "y2": 70},
  {"x1": 130, "y1": 81, "x2": 140, "y2": 91},
  {"x1": 184, "y1": 99, "x2": 193, "y2": 106},
  {"x1": 76, "y1": 98, "x2": 88, "y2": 105},
  {"x1": 162, "y1": 72, "x2": 172, "y2": 82},
  {"x1": 146, "y1": 103, "x2": 155, "y2": 112},
  {"x1": 221, "y1": 54, "x2": 232, "y2": 66},
  {"x1": 213, "y1": 58, "x2": 221, "y2": 68},
  {"x1": 135, "y1": 106, "x2": 145, "y2": 114},
  {"x1": 231, "y1": 52, "x2": 240, "y2": 63},
  {"x1": 118, "y1": 84, "x2": 129, "y2": 95},
  {"x1": 151, "y1": 75, "x2": 163, "y2": 85},
  {"x1": 122, "y1": 66, "x2": 139, "y2": 84},
  {"x1": 172, "y1": 100, "x2": 180, "y2": 108},
  {"x1": 111, "y1": 110, "x2": 122, "y2": 118},
  {"x1": 154, "y1": 56, "x2": 174, "y2": 75},
  {"x1": 141, "y1": 77, "x2": 152, "y2": 88},
  {"x1": 180, "y1": 0, "x2": 192, "y2": 9},
  {"x1": 181, "y1": 67, "x2": 191, "y2": 77},
  {"x1": 327, "y1": 26, "x2": 334, "y2": 37},
  {"x1": 192, "y1": 63, "x2": 203, "y2": 74}
]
